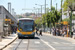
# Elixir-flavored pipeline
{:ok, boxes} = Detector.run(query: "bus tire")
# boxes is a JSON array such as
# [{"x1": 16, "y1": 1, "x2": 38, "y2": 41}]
[
  {"x1": 30, "y1": 36, "x2": 35, "y2": 39},
  {"x1": 32, "y1": 35, "x2": 35, "y2": 39},
  {"x1": 18, "y1": 36, "x2": 22, "y2": 39}
]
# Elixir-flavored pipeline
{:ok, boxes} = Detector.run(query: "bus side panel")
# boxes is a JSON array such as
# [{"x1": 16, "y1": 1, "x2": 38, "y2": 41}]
[{"x1": 17, "y1": 30, "x2": 35, "y2": 35}]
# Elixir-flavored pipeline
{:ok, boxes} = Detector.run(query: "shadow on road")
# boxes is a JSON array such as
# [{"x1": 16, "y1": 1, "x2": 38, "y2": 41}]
[{"x1": 19, "y1": 37, "x2": 40, "y2": 39}]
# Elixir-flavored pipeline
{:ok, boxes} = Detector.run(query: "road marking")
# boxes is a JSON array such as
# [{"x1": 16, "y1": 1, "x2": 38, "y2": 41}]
[
  {"x1": 14, "y1": 39, "x2": 23, "y2": 50},
  {"x1": 35, "y1": 41, "x2": 40, "y2": 44},
  {"x1": 53, "y1": 42, "x2": 59, "y2": 44},
  {"x1": 23, "y1": 41, "x2": 28, "y2": 43},
  {"x1": 61, "y1": 42, "x2": 70, "y2": 44},
  {"x1": 14, "y1": 42, "x2": 19, "y2": 43},
  {"x1": 41, "y1": 39, "x2": 56, "y2": 50}
]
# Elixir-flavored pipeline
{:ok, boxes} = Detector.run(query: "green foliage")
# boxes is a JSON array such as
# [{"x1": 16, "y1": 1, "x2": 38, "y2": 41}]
[
  {"x1": 63, "y1": 0, "x2": 75, "y2": 11},
  {"x1": 72, "y1": 15, "x2": 75, "y2": 20},
  {"x1": 51, "y1": 6, "x2": 55, "y2": 10},
  {"x1": 62, "y1": 18, "x2": 69, "y2": 22},
  {"x1": 42, "y1": 7, "x2": 61, "y2": 27},
  {"x1": 42, "y1": 14, "x2": 46, "y2": 24},
  {"x1": 35, "y1": 17, "x2": 42, "y2": 28},
  {"x1": 64, "y1": 13, "x2": 67, "y2": 15},
  {"x1": 62, "y1": 15, "x2": 75, "y2": 24}
]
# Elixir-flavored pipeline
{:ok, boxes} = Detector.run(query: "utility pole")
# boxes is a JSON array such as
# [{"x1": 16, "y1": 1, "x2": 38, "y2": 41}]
[
  {"x1": 33, "y1": 7, "x2": 37, "y2": 19},
  {"x1": 56, "y1": 3, "x2": 57, "y2": 11},
  {"x1": 55, "y1": 3, "x2": 57, "y2": 30},
  {"x1": 50, "y1": 0, "x2": 52, "y2": 34},
  {"x1": 35, "y1": 4, "x2": 43, "y2": 17},
  {"x1": 45, "y1": 0, "x2": 46, "y2": 14},
  {"x1": 37, "y1": 8, "x2": 40, "y2": 17},
  {"x1": 41, "y1": 5, "x2": 42, "y2": 17},
  {"x1": 60, "y1": 0, "x2": 63, "y2": 30},
  {"x1": 69, "y1": 2, "x2": 73, "y2": 37},
  {"x1": 61, "y1": 0, "x2": 63, "y2": 22},
  {"x1": 35, "y1": 4, "x2": 45, "y2": 31},
  {"x1": 44, "y1": 0, "x2": 46, "y2": 32},
  {"x1": 69, "y1": 1, "x2": 75, "y2": 37},
  {"x1": 70, "y1": 9, "x2": 72, "y2": 37},
  {"x1": 51, "y1": 0, "x2": 52, "y2": 11}
]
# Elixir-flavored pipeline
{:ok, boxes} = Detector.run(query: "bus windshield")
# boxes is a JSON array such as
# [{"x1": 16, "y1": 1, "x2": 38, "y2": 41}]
[{"x1": 19, "y1": 20, "x2": 34, "y2": 31}]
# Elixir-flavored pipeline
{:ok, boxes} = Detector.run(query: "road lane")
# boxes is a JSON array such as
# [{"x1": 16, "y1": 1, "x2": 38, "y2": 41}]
[
  {"x1": 3, "y1": 34, "x2": 75, "y2": 50},
  {"x1": 3, "y1": 37, "x2": 52, "y2": 50},
  {"x1": 41, "y1": 39, "x2": 56, "y2": 50},
  {"x1": 28, "y1": 38, "x2": 52, "y2": 50},
  {"x1": 39, "y1": 34, "x2": 75, "y2": 50}
]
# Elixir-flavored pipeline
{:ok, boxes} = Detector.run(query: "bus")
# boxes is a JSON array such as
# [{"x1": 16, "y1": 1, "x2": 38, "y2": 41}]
[{"x1": 17, "y1": 18, "x2": 35, "y2": 38}]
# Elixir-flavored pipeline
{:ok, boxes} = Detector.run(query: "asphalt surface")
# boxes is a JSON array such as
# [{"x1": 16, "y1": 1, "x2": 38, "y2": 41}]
[{"x1": 3, "y1": 34, "x2": 75, "y2": 50}]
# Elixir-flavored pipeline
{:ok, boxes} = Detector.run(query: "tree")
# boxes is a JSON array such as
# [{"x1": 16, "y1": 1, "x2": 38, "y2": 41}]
[
  {"x1": 42, "y1": 14, "x2": 46, "y2": 25},
  {"x1": 42, "y1": 6, "x2": 61, "y2": 27},
  {"x1": 51, "y1": 6, "x2": 55, "y2": 10},
  {"x1": 45, "y1": 10, "x2": 60, "y2": 27},
  {"x1": 35, "y1": 17, "x2": 42, "y2": 28},
  {"x1": 63, "y1": 0, "x2": 75, "y2": 11}
]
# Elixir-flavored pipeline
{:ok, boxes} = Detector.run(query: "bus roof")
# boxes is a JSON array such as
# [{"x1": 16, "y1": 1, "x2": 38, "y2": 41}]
[{"x1": 18, "y1": 18, "x2": 34, "y2": 21}]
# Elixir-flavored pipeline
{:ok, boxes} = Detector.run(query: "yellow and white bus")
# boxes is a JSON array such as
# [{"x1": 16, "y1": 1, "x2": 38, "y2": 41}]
[{"x1": 17, "y1": 18, "x2": 35, "y2": 38}]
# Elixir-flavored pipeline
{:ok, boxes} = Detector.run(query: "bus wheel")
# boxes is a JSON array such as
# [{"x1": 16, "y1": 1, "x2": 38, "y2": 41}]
[
  {"x1": 30, "y1": 36, "x2": 34, "y2": 39},
  {"x1": 32, "y1": 36, "x2": 35, "y2": 39},
  {"x1": 18, "y1": 36, "x2": 21, "y2": 39},
  {"x1": 32, "y1": 37, "x2": 34, "y2": 39}
]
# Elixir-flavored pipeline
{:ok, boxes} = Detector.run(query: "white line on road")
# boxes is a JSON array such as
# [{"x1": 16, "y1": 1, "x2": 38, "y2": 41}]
[
  {"x1": 41, "y1": 39, "x2": 56, "y2": 50},
  {"x1": 53, "y1": 42, "x2": 59, "y2": 44},
  {"x1": 23, "y1": 41, "x2": 28, "y2": 43},
  {"x1": 35, "y1": 41, "x2": 40, "y2": 44},
  {"x1": 61, "y1": 42, "x2": 70, "y2": 44}
]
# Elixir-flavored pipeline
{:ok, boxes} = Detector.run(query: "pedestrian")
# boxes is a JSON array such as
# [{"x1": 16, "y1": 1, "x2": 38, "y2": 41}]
[
  {"x1": 53, "y1": 28, "x2": 55, "y2": 35},
  {"x1": 39, "y1": 29, "x2": 42, "y2": 36},
  {"x1": 14, "y1": 27, "x2": 17, "y2": 33},
  {"x1": 58, "y1": 28, "x2": 60, "y2": 36},
  {"x1": 56, "y1": 28, "x2": 58, "y2": 36},
  {"x1": 54, "y1": 28, "x2": 56, "y2": 36},
  {"x1": 36, "y1": 28, "x2": 38, "y2": 35},
  {"x1": 62, "y1": 28, "x2": 67, "y2": 37},
  {"x1": 71, "y1": 32, "x2": 73, "y2": 38}
]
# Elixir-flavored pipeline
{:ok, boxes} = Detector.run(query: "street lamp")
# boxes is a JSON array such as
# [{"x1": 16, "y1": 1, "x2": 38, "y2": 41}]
[
  {"x1": 33, "y1": 7, "x2": 38, "y2": 19},
  {"x1": 35, "y1": 4, "x2": 44, "y2": 30},
  {"x1": 60, "y1": 0, "x2": 63, "y2": 23},
  {"x1": 34, "y1": 7, "x2": 40, "y2": 17},
  {"x1": 35, "y1": 3, "x2": 48, "y2": 32},
  {"x1": 35, "y1": 4, "x2": 45, "y2": 17},
  {"x1": 68, "y1": 1, "x2": 75, "y2": 37}
]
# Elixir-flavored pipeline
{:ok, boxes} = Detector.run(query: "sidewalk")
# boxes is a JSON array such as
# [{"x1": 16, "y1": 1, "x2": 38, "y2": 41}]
[
  {"x1": 43, "y1": 32, "x2": 75, "y2": 43},
  {"x1": 0, "y1": 34, "x2": 17, "y2": 50},
  {"x1": 43, "y1": 32, "x2": 75, "y2": 39}
]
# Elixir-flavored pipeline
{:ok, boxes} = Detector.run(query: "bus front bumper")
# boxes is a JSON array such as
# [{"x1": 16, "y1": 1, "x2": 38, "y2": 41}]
[{"x1": 17, "y1": 32, "x2": 35, "y2": 37}]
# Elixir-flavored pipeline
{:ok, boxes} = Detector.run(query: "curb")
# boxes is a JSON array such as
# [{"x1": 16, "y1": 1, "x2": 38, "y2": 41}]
[
  {"x1": 43, "y1": 32, "x2": 75, "y2": 39},
  {"x1": 43, "y1": 32, "x2": 75, "y2": 43},
  {"x1": 0, "y1": 35, "x2": 17, "y2": 50}
]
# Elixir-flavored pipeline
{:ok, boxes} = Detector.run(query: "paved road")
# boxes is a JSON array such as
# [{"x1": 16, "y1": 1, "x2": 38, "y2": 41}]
[{"x1": 4, "y1": 34, "x2": 75, "y2": 50}]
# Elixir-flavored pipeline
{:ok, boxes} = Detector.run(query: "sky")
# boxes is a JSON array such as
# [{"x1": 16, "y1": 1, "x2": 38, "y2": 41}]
[{"x1": 0, "y1": 0, "x2": 64, "y2": 15}]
